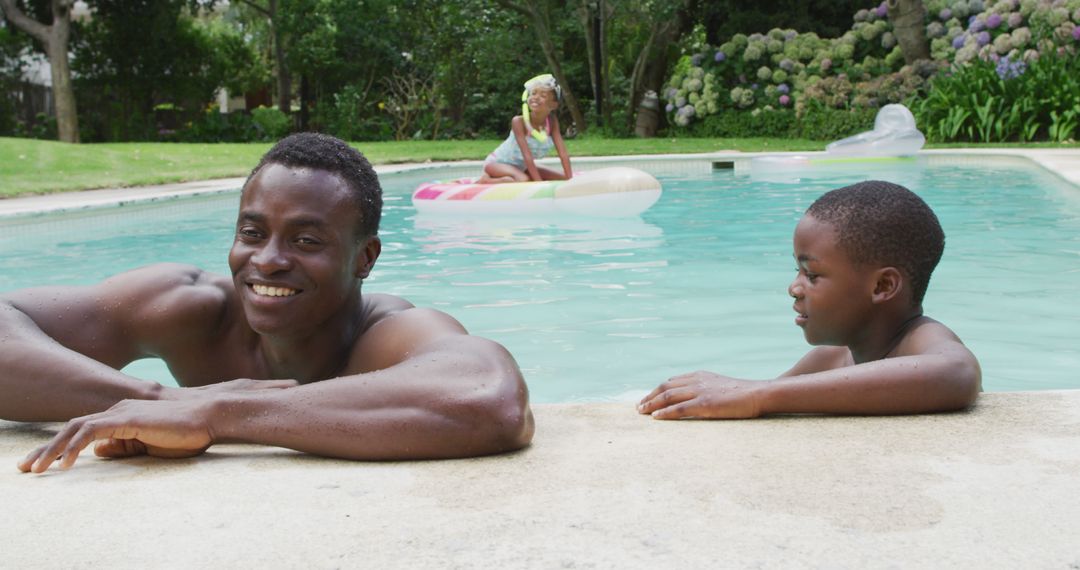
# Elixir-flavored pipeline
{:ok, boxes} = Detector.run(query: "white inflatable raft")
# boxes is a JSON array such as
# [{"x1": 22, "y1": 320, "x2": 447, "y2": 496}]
[{"x1": 411, "y1": 167, "x2": 662, "y2": 217}]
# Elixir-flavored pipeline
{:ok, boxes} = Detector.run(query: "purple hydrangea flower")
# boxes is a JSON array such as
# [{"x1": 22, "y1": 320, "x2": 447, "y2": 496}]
[
  {"x1": 977, "y1": 31, "x2": 991, "y2": 46},
  {"x1": 665, "y1": 103, "x2": 675, "y2": 113},
  {"x1": 1074, "y1": 26, "x2": 1080, "y2": 41},
  {"x1": 779, "y1": 94, "x2": 791, "y2": 106},
  {"x1": 777, "y1": 83, "x2": 790, "y2": 94},
  {"x1": 690, "y1": 53, "x2": 704, "y2": 66},
  {"x1": 996, "y1": 57, "x2": 1027, "y2": 81},
  {"x1": 970, "y1": 17, "x2": 985, "y2": 32},
  {"x1": 953, "y1": 34, "x2": 967, "y2": 49},
  {"x1": 751, "y1": 83, "x2": 759, "y2": 90},
  {"x1": 715, "y1": 50, "x2": 726, "y2": 62},
  {"x1": 1008, "y1": 13, "x2": 1023, "y2": 29},
  {"x1": 986, "y1": 13, "x2": 1002, "y2": 29},
  {"x1": 875, "y1": 2, "x2": 888, "y2": 18},
  {"x1": 939, "y1": 8, "x2": 952, "y2": 20}
]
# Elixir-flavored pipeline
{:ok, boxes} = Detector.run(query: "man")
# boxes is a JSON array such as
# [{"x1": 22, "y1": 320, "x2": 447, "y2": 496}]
[{"x1": 3, "y1": 133, "x2": 534, "y2": 473}]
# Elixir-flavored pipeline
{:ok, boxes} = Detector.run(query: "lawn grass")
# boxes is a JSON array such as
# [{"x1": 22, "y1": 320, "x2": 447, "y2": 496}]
[
  {"x1": 2, "y1": 135, "x2": 1077, "y2": 198},
  {"x1": 0, "y1": 136, "x2": 826, "y2": 198}
]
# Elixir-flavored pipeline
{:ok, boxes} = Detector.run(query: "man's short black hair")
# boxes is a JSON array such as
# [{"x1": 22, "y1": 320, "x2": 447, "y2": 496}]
[
  {"x1": 247, "y1": 132, "x2": 383, "y2": 237},
  {"x1": 806, "y1": 180, "x2": 944, "y2": 305}
]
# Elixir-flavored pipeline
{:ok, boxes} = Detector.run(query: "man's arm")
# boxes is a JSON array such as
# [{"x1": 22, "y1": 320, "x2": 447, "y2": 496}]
[
  {"x1": 19, "y1": 304, "x2": 534, "y2": 472},
  {"x1": 0, "y1": 266, "x2": 195, "y2": 422},
  {"x1": 0, "y1": 264, "x2": 289, "y2": 422},
  {"x1": 638, "y1": 324, "x2": 981, "y2": 419}
]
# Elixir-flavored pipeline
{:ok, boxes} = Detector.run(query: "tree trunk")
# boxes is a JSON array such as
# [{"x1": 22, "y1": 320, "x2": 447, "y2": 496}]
[
  {"x1": 627, "y1": 3, "x2": 693, "y2": 136},
  {"x1": 268, "y1": 0, "x2": 291, "y2": 115},
  {"x1": 886, "y1": 0, "x2": 930, "y2": 63},
  {"x1": 496, "y1": 0, "x2": 587, "y2": 134},
  {"x1": 0, "y1": 0, "x2": 79, "y2": 142}
]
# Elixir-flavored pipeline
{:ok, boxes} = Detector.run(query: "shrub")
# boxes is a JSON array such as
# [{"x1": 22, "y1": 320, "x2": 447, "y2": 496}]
[
  {"x1": 250, "y1": 106, "x2": 291, "y2": 140},
  {"x1": 910, "y1": 50, "x2": 1080, "y2": 142}
]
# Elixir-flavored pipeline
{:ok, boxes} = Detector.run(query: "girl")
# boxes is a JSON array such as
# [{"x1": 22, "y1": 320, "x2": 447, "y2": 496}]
[{"x1": 479, "y1": 74, "x2": 572, "y2": 184}]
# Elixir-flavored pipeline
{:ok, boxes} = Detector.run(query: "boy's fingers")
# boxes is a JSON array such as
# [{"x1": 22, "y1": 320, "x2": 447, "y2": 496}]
[
  {"x1": 651, "y1": 399, "x2": 700, "y2": 420},
  {"x1": 638, "y1": 375, "x2": 695, "y2": 406},
  {"x1": 639, "y1": 386, "x2": 697, "y2": 415}
]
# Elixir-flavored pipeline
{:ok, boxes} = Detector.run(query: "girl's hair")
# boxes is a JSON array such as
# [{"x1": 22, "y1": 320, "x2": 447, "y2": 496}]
[{"x1": 524, "y1": 74, "x2": 562, "y2": 103}]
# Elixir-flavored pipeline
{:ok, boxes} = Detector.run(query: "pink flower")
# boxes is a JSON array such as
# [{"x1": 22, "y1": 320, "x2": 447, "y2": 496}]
[{"x1": 779, "y1": 94, "x2": 791, "y2": 106}]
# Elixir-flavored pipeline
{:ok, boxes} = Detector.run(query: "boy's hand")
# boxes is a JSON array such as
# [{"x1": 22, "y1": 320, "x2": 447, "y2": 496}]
[{"x1": 637, "y1": 371, "x2": 767, "y2": 419}]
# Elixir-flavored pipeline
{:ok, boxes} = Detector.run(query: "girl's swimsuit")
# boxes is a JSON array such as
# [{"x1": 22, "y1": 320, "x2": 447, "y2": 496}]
[{"x1": 485, "y1": 117, "x2": 554, "y2": 169}]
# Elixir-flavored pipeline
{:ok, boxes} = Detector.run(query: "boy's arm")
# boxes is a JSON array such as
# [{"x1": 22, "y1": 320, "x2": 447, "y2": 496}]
[
  {"x1": 511, "y1": 116, "x2": 543, "y2": 181},
  {"x1": 550, "y1": 116, "x2": 572, "y2": 179},
  {"x1": 639, "y1": 326, "x2": 980, "y2": 419},
  {"x1": 19, "y1": 305, "x2": 534, "y2": 472}
]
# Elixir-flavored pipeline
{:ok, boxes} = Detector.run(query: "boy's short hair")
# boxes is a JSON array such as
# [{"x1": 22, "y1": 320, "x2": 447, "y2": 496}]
[
  {"x1": 247, "y1": 132, "x2": 383, "y2": 237},
  {"x1": 806, "y1": 180, "x2": 944, "y2": 305}
]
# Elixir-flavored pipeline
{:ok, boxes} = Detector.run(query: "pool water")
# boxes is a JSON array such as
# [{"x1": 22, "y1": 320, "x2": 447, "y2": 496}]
[{"x1": 2, "y1": 158, "x2": 1079, "y2": 401}]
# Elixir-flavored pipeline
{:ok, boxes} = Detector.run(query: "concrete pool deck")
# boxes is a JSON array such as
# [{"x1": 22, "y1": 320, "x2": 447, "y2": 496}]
[
  {"x1": 2, "y1": 148, "x2": 1079, "y2": 567},
  {"x1": 3, "y1": 392, "x2": 1079, "y2": 568}
]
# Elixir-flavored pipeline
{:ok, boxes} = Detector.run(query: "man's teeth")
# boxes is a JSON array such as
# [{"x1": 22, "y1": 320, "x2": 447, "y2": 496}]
[{"x1": 252, "y1": 284, "x2": 298, "y2": 297}]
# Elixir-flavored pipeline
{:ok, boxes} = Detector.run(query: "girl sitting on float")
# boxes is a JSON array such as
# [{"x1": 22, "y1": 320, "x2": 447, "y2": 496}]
[{"x1": 478, "y1": 73, "x2": 573, "y2": 184}]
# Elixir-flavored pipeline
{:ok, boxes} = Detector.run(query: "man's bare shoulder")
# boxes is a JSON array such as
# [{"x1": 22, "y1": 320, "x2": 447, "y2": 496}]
[{"x1": 349, "y1": 294, "x2": 475, "y2": 374}]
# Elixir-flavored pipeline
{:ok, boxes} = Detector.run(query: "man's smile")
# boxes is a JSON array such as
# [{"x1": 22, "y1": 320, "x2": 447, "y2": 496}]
[{"x1": 251, "y1": 283, "x2": 300, "y2": 297}]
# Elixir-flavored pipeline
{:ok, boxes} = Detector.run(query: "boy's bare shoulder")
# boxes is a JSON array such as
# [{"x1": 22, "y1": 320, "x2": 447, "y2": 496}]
[{"x1": 895, "y1": 316, "x2": 970, "y2": 357}]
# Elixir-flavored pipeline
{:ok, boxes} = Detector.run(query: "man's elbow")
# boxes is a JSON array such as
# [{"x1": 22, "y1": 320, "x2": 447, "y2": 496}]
[{"x1": 468, "y1": 368, "x2": 534, "y2": 455}]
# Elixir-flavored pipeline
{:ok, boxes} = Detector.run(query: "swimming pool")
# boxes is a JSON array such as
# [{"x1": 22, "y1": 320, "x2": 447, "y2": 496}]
[{"x1": 2, "y1": 156, "x2": 1078, "y2": 401}]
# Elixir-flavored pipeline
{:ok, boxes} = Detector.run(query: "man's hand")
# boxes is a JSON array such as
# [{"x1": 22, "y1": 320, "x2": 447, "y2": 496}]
[
  {"x1": 159, "y1": 378, "x2": 298, "y2": 400},
  {"x1": 637, "y1": 371, "x2": 767, "y2": 420},
  {"x1": 17, "y1": 399, "x2": 221, "y2": 473}
]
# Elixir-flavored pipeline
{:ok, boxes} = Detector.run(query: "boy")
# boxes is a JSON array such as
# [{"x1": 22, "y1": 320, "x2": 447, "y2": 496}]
[{"x1": 638, "y1": 180, "x2": 981, "y2": 419}]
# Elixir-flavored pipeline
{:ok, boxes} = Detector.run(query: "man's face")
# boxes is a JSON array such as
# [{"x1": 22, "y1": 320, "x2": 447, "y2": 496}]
[
  {"x1": 228, "y1": 163, "x2": 380, "y2": 337},
  {"x1": 788, "y1": 214, "x2": 877, "y2": 347}
]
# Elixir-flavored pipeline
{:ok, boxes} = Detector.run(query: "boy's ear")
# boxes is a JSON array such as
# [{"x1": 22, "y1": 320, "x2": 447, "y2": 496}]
[{"x1": 871, "y1": 267, "x2": 903, "y2": 304}]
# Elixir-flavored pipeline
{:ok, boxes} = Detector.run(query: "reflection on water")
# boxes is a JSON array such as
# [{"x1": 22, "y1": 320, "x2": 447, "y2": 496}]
[{"x1": 410, "y1": 214, "x2": 665, "y2": 255}]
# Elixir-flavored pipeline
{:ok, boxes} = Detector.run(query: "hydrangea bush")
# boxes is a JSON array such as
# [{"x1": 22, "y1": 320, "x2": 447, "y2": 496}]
[{"x1": 663, "y1": 0, "x2": 1080, "y2": 140}]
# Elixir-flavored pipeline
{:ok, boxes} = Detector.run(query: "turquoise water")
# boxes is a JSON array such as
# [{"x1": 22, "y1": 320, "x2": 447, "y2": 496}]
[{"x1": 2, "y1": 159, "x2": 1079, "y2": 401}]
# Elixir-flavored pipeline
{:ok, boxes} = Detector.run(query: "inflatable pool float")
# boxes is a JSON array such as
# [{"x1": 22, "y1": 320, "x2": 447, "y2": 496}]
[
  {"x1": 750, "y1": 104, "x2": 926, "y2": 183},
  {"x1": 825, "y1": 103, "x2": 925, "y2": 157},
  {"x1": 412, "y1": 167, "x2": 662, "y2": 217}
]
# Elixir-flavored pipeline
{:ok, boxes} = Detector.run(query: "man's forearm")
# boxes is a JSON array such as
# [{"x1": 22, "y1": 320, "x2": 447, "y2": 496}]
[
  {"x1": 0, "y1": 304, "x2": 160, "y2": 421},
  {"x1": 207, "y1": 361, "x2": 533, "y2": 460}
]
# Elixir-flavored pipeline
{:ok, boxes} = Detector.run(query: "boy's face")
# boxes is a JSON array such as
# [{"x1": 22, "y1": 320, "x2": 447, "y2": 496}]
[{"x1": 788, "y1": 214, "x2": 879, "y2": 346}]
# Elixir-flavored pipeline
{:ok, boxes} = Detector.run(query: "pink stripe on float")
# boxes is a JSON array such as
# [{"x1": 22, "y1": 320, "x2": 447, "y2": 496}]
[
  {"x1": 413, "y1": 186, "x2": 445, "y2": 200},
  {"x1": 447, "y1": 185, "x2": 487, "y2": 200}
]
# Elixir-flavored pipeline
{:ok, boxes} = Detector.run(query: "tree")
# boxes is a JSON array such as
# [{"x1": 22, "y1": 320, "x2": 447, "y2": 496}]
[
  {"x1": 886, "y1": 0, "x2": 930, "y2": 63},
  {"x1": 235, "y1": 0, "x2": 291, "y2": 115},
  {"x1": 618, "y1": 0, "x2": 696, "y2": 137},
  {"x1": 0, "y1": 0, "x2": 79, "y2": 142}
]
